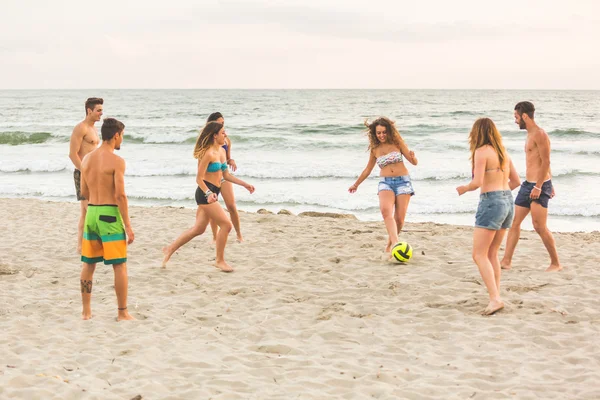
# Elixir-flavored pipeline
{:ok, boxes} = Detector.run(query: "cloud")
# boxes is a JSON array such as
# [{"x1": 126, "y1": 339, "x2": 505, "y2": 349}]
[{"x1": 0, "y1": 0, "x2": 599, "y2": 88}]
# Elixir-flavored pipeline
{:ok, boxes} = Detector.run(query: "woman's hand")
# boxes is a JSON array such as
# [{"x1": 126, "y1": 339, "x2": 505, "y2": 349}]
[
  {"x1": 245, "y1": 184, "x2": 255, "y2": 194},
  {"x1": 456, "y1": 185, "x2": 468, "y2": 196},
  {"x1": 207, "y1": 193, "x2": 218, "y2": 203},
  {"x1": 409, "y1": 150, "x2": 417, "y2": 164},
  {"x1": 227, "y1": 158, "x2": 237, "y2": 172},
  {"x1": 348, "y1": 183, "x2": 358, "y2": 193}
]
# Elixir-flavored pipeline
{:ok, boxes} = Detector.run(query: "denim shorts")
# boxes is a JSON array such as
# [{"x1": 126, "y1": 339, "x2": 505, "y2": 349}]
[
  {"x1": 475, "y1": 190, "x2": 514, "y2": 230},
  {"x1": 515, "y1": 180, "x2": 553, "y2": 209},
  {"x1": 378, "y1": 175, "x2": 415, "y2": 196}
]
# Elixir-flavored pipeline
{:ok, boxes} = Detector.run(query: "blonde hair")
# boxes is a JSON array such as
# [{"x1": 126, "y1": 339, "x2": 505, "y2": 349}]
[
  {"x1": 469, "y1": 118, "x2": 507, "y2": 171},
  {"x1": 193, "y1": 122, "x2": 223, "y2": 160},
  {"x1": 364, "y1": 117, "x2": 405, "y2": 152}
]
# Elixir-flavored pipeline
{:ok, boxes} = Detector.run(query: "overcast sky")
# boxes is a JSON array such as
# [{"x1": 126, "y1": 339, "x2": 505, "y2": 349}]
[{"x1": 1, "y1": 0, "x2": 599, "y2": 89}]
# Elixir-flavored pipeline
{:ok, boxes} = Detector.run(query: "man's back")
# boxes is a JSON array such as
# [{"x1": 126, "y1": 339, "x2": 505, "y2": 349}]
[{"x1": 81, "y1": 148, "x2": 123, "y2": 205}]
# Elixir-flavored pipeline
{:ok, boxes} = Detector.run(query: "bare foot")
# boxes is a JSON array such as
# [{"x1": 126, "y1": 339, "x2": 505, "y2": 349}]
[
  {"x1": 81, "y1": 311, "x2": 93, "y2": 320},
  {"x1": 117, "y1": 310, "x2": 136, "y2": 321},
  {"x1": 236, "y1": 235, "x2": 244, "y2": 243},
  {"x1": 482, "y1": 300, "x2": 504, "y2": 316},
  {"x1": 161, "y1": 246, "x2": 172, "y2": 268},
  {"x1": 214, "y1": 260, "x2": 234, "y2": 273},
  {"x1": 385, "y1": 238, "x2": 392, "y2": 253},
  {"x1": 500, "y1": 260, "x2": 512, "y2": 270},
  {"x1": 546, "y1": 263, "x2": 563, "y2": 272}
]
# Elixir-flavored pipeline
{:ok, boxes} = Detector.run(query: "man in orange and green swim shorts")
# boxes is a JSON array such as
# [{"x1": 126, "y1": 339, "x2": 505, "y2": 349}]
[{"x1": 79, "y1": 117, "x2": 134, "y2": 321}]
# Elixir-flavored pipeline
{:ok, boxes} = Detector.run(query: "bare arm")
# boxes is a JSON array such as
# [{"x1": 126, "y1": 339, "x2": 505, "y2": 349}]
[
  {"x1": 114, "y1": 158, "x2": 134, "y2": 244},
  {"x1": 69, "y1": 126, "x2": 85, "y2": 170},
  {"x1": 195, "y1": 155, "x2": 213, "y2": 193},
  {"x1": 348, "y1": 153, "x2": 377, "y2": 192},
  {"x1": 534, "y1": 131, "x2": 551, "y2": 187},
  {"x1": 456, "y1": 148, "x2": 486, "y2": 195},
  {"x1": 508, "y1": 158, "x2": 521, "y2": 191},
  {"x1": 398, "y1": 140, "x2": 418, "y2": 166},
  {"x1": 225, "y1": 137, "x2": 232, "y2": 160},
  {"x1": 225, "y1": 138, "x2": 237, "y2": 171},
  {"x1": 223, "y1": 169, "x2": 254, "y2": 193}
]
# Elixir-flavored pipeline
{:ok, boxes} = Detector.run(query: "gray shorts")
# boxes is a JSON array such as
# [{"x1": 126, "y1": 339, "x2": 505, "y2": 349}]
[
  {"x1": 74, "y1": 169, "x2": 86, "y2": 201},
  {"x1": 475, "y1": 190, "x2": 514, "y2": 230}
]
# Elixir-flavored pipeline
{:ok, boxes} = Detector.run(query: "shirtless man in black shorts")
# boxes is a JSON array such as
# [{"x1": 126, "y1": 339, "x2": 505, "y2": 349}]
[{"x1": 69, "y1": 98, "x2": 103, "y2": 253}]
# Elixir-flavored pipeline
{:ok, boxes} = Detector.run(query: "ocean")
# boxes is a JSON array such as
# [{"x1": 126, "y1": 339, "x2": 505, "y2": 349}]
[{"x1": 1, "y1": 89, "x2": 599, "y2": 232}]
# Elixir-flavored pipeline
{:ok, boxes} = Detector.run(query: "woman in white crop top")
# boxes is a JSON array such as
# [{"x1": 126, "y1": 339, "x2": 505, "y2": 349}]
[{"x1": 349, "y1": 117, "x2": 418, "y2": 254}]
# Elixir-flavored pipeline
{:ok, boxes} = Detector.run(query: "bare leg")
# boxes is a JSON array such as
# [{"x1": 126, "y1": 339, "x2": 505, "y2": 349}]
[
  {"x1": 77, "y1": 200, "x2": 88, "y2": 254},
  {"x1": 472, "y1": 228, "x2": 504, "y2": 315},
  {"x1": 379, "y1": 191, "x2": 398, "y2": 253},
  {"x1": 113, "y1": 263, "x2": 134, "y2": 321},
  {"x1": 531, "y1": 202, "x2": 562, "y2": 272},
  {"x1": 221, "y1": 181, "x2": 242, "y2": 242},
  {"x1": 394, "y1": 194, "x2": 411, "y2": 234},
  {"x1": 210, "y1": 218, "x2": 218, "y2": 244},
  {"x1": 501, "y1": 205, "x2": 529, "y2": 270},
  {"x1": 80, "y1": 262, "x2": 96, "y2": 320},
  {"x1": 488, "y1": 229, "x2": 508, "y2": 292},
  {"x1": 162, "y1": 207, "x2": 210, "y2": 267},
  {"x1": 205, "y1": 203, "x2": 234, "y2": 272}
]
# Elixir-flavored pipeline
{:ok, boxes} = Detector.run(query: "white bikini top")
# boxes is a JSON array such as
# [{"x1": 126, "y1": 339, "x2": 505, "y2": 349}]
[{"x1": 376, "y1": 152, "x2": 403, "y2": 169}]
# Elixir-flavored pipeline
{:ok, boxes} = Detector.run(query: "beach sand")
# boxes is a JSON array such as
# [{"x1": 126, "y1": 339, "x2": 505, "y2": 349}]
[{"x1": 1, "y1": 198, "x2": 599, "y2": 399}]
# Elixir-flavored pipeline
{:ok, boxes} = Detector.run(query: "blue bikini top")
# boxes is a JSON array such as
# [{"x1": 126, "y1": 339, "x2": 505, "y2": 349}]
[{"x1": 207, "y1": 162, "x2": 227, "y2": 173}]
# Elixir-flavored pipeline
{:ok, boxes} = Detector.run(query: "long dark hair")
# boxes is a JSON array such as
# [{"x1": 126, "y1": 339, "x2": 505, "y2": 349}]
[{"x1": 193, "y1": 122, "x2": 223, "y2": 160}]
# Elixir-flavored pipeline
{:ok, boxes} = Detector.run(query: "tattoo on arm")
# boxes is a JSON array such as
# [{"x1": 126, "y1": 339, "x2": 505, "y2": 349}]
[{"x1": 80, "y1": 279, "x2": 93, "y2": 293}]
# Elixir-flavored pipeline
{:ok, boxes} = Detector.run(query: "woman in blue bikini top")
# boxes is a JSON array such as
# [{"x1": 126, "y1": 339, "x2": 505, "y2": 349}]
[
  {"x1": 205, "y1": 112, "x2": 244, "y2": 242},
  {"x1": 161, "y1": 121, "x2": 255, "y2": 273}
]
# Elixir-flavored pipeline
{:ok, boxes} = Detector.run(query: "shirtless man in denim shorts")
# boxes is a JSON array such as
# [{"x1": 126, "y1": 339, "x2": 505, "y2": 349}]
[{"x1": 501, "y1": 101, "x2": 562, "y2": 272}]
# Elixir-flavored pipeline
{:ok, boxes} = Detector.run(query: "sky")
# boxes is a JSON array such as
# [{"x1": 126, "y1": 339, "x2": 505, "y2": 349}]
[{"x1": 1, "y1": 0, "x2": 599, "y2": 89}]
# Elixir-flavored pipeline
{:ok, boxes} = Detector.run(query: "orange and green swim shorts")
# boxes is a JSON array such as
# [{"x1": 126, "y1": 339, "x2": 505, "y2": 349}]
[{"x1": 81, "y1": 204, "x2": 127, "y2": 265}]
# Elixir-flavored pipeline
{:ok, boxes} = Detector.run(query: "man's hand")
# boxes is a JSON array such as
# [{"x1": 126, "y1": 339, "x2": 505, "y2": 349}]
[
  {"x1": 125, "y1": 225, "x2": 135, "y2": 244},
  {"x1": 530, "y1": 186, "x2": 541, "y2": 200},
  {"x1": 456, "y1": 185, "x2": 468, "y2": 196}
]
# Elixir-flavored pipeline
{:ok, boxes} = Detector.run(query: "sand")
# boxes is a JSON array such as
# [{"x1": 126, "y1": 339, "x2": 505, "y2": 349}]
[{"x1": 1, "y1": 198, "x2": 599, "y2": 399}]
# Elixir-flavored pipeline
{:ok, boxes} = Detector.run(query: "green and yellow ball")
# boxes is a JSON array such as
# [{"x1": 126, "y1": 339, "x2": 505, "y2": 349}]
[{"x1": 392, "y1": 242, "x2": 412, "y2": 263}]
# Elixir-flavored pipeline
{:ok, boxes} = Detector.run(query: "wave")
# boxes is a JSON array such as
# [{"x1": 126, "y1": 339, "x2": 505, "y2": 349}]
[
  {"x1": 3, "y1": 164, "x2": 596, "y2": 181},
  {"x1": 0, "y1": 131, "x2": 58, "y2": 145},
  {"x1": 554, "y1": 148, "x2": 600, "y2": 157},
  {"x1": 118, "y1": 196, "x2": 600, "y2": 218},
  {"x1": 553, "y1": 170, "x2": 600, "y2": 178},
  {"x1": 448, "y1": 111, "x2": 478, "y2": 116},
  {"x1": 294, "y1": 123, "x2": 365, "y2": 135},
  {"x1": 548, "y1": 128, "x2": 598, "y2": 137},
  {"x1": 0, "y1": 166, "x2": 68, "y2": 173},
  {"x1": 3, "y1": 190, "x2": 599, "y2": 218}
]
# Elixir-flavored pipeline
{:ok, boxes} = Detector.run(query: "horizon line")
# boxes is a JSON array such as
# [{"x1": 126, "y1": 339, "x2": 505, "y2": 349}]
[{"x1": 1, "y1": 88, "x2": 599, "y2": 91}]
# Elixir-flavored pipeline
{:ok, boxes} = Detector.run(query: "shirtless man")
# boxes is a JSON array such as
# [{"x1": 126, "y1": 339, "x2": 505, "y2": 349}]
[
  {"x1": 79, "y1": 118, "x2": 135, "y2": 321},
  {"x1": 69, "y1": 98, "x2": 103, "y2": 253},
  {"x1": 501, "y1": 101, "x2": 561, "y2": 272}
]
